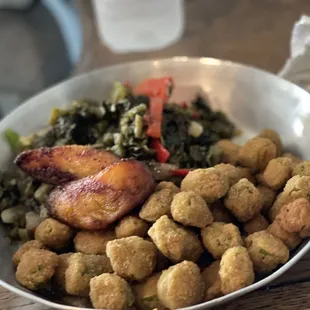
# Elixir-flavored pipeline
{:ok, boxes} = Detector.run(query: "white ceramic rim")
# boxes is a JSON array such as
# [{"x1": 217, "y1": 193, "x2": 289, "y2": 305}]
[{"x1": 0, "y1": 57, "x2": 310, "y2": 310}]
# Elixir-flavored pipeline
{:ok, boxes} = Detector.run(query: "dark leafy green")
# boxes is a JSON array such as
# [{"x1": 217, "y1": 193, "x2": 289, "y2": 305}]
[
  {"x1": 10, "y1": 88, "x2": 235, "y2": 169},
  {"x1": 161, "y1": 96, "x2": 233, "y2": 168},
  {"x1": 2, "y1": 83, "x2": 236, "y2": 240}
]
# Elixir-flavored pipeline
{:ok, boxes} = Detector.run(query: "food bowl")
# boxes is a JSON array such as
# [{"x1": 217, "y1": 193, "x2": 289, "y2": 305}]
[{"x1": 1, "y1": 57, "x2": 310, "y2": 309}]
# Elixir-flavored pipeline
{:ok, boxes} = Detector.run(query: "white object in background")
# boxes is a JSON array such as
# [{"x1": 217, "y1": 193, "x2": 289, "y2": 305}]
[
  {"x1": 93, "y1": 0, "x2": 184, "y2": 53},
  {"x1": 279, "y1": 15, "x2": 310, "y2": 92}
]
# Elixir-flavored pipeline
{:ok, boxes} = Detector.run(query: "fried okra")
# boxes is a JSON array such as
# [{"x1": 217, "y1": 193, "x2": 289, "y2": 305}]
[
  {"x1": 53, "y1": 253, "x2": 73, "y2": 292},
  {"x1": 201, "y1": 261, "x2": 222, "y2": 301},
  {"x1": 258, "y1": 129, "x2": 283, "y2": 156},
  {"x1": 148, "y1": 215, "x2": 203, "y2": 263},
  {"x1": 243, "y1": 214, "x2": 269, "y2": 235},
  {"x1": 139, "y1": 189, "x2": 174, "y2": 222},
  {"x1": 214, "y1": 163, "x2": 240, "y2": 186},
  {"x1": 157, "y1": 261, "x2": 204, "y2": 309},
  {"x1": 35, "y1": 218, "x2": 74, "y2": 250},
  {"x1": 256, "y1": 172, "x2": 266, "y2": 185},
  {"x1": 245, "y1": 231, "x2": 289, "y2": 273},
  {"x1": 219, "y1": 246, "x2": 254, "y2": 295},
  {"x1": 224, "y1": 178, "x2": 263, "y2": 222},
  {"x1": 106, "y1": 236, "x2": 157, "y2": 281},
  {"x1": 267, "y1": 221, "x2": 301, "y2": 250},
  {"x1": 269, "y1": 175, "x2": 310, "y2": 221},
  {"x1": 12, "y1": 240, "x2": 46, "y2": 266},
  {"x1": 284, "y1": 175, "x2": 310, "y2": 200},
  {"x1": 201, "y1": 222, "x2": 243, "y2": 259},
  {"x1": 15, "y1": 248, "x2": 59, "y2": 290},
  {"x1": 293, "y1": 161, "x2": 310, "y2": 177},
  {"x1": 235, "y1": 167, "x2": 256, "y2": 184},
  {"x1": 171, "y1": 191, "x2": 213, "y2": 228},
  {"x1": 65, "y1": 253, "x2": 112, "y2": 296},
  {"x1": 238, "y1": 137, "x2": 277, "y2": 171},
  {"x1": 216, "y1": 139, "x2": 240, "y2": 165},
  {"x1": 133, "y1": 273, "x2": 165, "y2": 310},
  {"x1": 74, "y1": 230, "x2": 115, "y2": 255},
  {"x1": 115, "y1": 216, "x2": 149, "y2": 238},
  {"x1": 90, "y1": 273, "x2": 135, "y2": 310},
  {"x1": 155, "y1": 181, "x2": 180, "y2": 194},
  {"x1": 300, "y1": 228, "x2": 310, "y2": 238},
  {"x1": 276, "y1": 198, "x2": 310, "y2": 237},
  {"x1": 283, "y1": 152, "x2": 302, "y2": 164},
  {"x1": 263, "y1": 157, "x2": 292, "y2": 190},
  {"x1": 155, "y1": 247, "x2": 171, "y2": 272},
  {"x1": 181, "y1": 168, "x2": 229, "y2": 203},
  {"x1": 257, "y1": 185, "x2": 276, "y2": 215},
  {"x1": 210, "y1": 200, "x2": 234, "y2": 223},
  {"x1": 268, "y1": 192, "x2": 291, "y2": 221}
]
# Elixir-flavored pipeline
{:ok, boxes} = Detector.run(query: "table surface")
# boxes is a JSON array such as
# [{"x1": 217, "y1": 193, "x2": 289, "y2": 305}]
[{"x1": 3, "y1": 0, "x2": 310, "y2": 309}]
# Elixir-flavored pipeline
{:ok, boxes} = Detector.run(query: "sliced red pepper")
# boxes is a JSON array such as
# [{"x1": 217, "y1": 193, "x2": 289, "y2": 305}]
[
  {"x1": 133, "y1": 76, "x2": 173, "y2": 99},
  {"x1": 134, "y1": 77, "x2": 173, "y2": 138},
  {"x1": 123, "y1": 81, "x2": 132, "y2": 88},
  {"x1": 146, "y1": 97, "x2": 164, "y2": 138},
  {"x1": 170, "y1": 169, "x2": 191, "y2": 177},
  {"x1": 180, "y1": 101, "x2": 188, "y2": 109},
  {"x1": 151, "y1": 139, "x2": 170, "y2": 163},
  {"x1": 192, "y1": 111, "x2": 200, "y2": 119}
]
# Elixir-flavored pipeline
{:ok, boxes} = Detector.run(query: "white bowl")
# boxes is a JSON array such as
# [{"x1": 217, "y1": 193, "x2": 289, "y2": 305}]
[{"x1": 1, "y1": 58, "x2": 310, "y2": 309}]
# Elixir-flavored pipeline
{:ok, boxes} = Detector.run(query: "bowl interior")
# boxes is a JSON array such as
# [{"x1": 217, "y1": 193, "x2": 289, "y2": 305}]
[{"x1": 0, "y1": 58, "x2": 310, "y2": 309}]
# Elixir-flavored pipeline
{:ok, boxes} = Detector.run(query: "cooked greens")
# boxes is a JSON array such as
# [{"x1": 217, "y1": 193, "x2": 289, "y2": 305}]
[
  {"x1": 4, "y1": 129, "x2": 22, "y2": 153},
  {"x1": 1, "y1": 80, "x2": 236, "y2": 239},
  {"x1": 15, "y1": 86, "x2": 235, "y2": 167}
]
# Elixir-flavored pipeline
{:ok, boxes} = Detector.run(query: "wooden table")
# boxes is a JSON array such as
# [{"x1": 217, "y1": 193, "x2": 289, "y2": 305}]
[{"x1": 3, "y1": 0, "x2": 310, "y2": 309}]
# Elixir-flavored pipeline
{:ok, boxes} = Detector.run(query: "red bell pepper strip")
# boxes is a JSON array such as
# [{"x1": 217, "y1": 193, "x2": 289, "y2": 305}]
[
  {"x1": 192, "y1": 111, "x2": 200, "y2": 119},
  {"x1": 134, "y1": 77, "x2": 173, "y2": 138},
  {"x1": 134, "y1": 76, "x2": 173, "y2": 98},
  {"x1": 146, "y1": 97, "x2": 164, "y2": 138},
  {"x1": 170, "y1": 169, "x2": 191, "y2": 177},
  {"x1": 180, "y1": 101, "x2": 188, "y2": 109},
  {"x1": 151, "y1": 139, "x2": 170, "y2": 163},
  {"x1": 123, "y1": 81, "x2": 132, "y2": 88}
]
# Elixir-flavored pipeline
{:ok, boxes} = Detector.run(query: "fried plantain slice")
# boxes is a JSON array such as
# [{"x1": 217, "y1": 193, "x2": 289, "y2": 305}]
[
  {"x1": 48, "y1": 159, "x2": 156, "y2": 230},
  {"x1": 15, "y1": 145, "x2": 119, "y2": 184}
]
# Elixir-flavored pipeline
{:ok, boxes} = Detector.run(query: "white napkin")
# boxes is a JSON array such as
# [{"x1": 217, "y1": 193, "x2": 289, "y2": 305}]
[{"x1": 279, "y1": 15, "x2": 310, "y2": 91}]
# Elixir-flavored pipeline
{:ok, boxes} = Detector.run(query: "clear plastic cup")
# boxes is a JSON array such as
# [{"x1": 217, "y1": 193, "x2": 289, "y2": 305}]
[{"x1": 93, "y1": 0, "x2": 184, "y2": 53}]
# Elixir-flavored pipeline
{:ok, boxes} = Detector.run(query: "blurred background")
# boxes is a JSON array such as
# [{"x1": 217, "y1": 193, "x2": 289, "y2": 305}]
[
  {"x1": 1, "y1": 0, "x2": 310, "y2": 117},
  {"x1": 0, "y1": 0, "x2": 81, "y2": 116}
]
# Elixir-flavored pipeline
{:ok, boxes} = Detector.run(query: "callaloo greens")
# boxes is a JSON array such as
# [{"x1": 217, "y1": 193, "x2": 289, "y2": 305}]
[
  {"x1": 2, "y1": 78, "x2": 236, "y2": 240},
  {"x1": 14, "y1": 81, "x2": 235, "y2": 167}
]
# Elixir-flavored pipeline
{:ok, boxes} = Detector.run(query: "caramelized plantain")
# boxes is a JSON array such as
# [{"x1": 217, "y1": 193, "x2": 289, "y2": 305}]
[
  {"x1": 48, "y1": 159, "x2": 156, "y2": 230},
  {"x1": 15, "y1": 145, "x2": 119, "y2": 185}
]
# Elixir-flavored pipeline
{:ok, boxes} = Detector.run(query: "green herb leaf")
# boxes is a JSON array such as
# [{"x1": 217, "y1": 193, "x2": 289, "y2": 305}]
[
  {"x1": 259, "y1": 248, "x2": 273, "y2": 256},
  {"x1": 4, "y1": 129, "x2": 21, "y2": 153},
  {"x1": 49, "y1": 108, "x2": 64, "y2": 125},
  {"x1": 109, "y1": 82, "x2": 129, "y2": 105}
]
